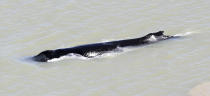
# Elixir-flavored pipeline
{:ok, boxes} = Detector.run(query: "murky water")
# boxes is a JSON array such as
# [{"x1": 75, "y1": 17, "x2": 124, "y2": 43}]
[{"x1": 0, "y1": 0, "x2": 210, "y2": 96}]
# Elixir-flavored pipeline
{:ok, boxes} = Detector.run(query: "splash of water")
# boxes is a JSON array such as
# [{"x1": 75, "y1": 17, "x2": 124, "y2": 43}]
[
  {"x1": 46, "y1": 48, "x2": 125, "y2": 62},
  {"x1": 174, "y1": 31, "x2": 197, "y2": 37},
  {"x1": 47, "y1": 53, "x2": 88, "y2": 62},
  {"x1": 47, "y1": 56, "x2": 69, "y2": 62},
  {"x1": 147, "y1": 35, "x2": 157, "y2": 42}
]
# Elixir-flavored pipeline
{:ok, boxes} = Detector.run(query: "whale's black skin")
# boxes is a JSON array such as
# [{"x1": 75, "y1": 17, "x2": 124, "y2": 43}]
[{"x1": 33, "y1": 31, "x2": 177, "y2": 62}]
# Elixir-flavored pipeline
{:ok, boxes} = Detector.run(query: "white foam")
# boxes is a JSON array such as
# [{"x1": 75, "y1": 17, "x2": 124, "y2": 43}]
[
  {"x1": 174, "y1": 31, "x2": 197, "y2": 36},
  {"x1": 86, "y1": 52, "x2": 100, "y2": 57},
  {"x1": 95, "y1": 51, "x2": 119, "y2": 58},
  {"x1": 147, "y1": 35, "x2": 157, "y2": 42},
  {"x1": 46, "y1": 47, "x2": 129, "y2": 62},
  {"x1": 47, "y1": 56, "x2": 69, "y2": 62},
  {"x1": 47, "y1": 53, "x2": 88, "y2": 62}
]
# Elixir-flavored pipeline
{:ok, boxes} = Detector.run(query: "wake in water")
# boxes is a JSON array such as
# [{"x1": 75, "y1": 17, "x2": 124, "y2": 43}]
[
  {"x1": 47, "y1": 48, "x2": 123, "y2": 62},
  {"x1": 174, "y1": 31, "x2": 197, "y2": 36}
]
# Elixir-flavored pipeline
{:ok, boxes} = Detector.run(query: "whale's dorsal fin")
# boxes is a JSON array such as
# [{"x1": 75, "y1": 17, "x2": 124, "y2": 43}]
[
  {"x1": 144, "y1": 31, "x2": 165, "y2": 42},
  {"x1": 153, "y1": 31, "x2": 164, "y2": 36},
  {"x1": 146, "y1": 31, "x2": 164, "y2": 38}
]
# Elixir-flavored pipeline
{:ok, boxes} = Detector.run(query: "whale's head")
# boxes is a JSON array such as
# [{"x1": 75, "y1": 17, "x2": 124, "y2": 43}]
[
  {"x1": 33, "y1": 50, "x2": 54, "y2": 62},
  {"x1": 145, "y1": 31, "x2": 173, "y2": 42}
]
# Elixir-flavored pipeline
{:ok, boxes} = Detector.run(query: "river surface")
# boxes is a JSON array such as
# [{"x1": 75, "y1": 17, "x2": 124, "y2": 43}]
[{"x1": 0, "y1": 0, "x2": 210, "y2": 96}]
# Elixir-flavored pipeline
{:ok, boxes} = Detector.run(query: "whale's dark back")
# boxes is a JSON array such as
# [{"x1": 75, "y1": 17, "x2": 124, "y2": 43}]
[{"x1": 33, "y1": 31, "x2": 176, "y2": 62}]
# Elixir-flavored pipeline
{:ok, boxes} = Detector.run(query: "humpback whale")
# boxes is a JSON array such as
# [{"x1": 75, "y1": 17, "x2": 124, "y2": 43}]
[{"x1": 33, "y1": 31, "x2": 177, "y2": 62}]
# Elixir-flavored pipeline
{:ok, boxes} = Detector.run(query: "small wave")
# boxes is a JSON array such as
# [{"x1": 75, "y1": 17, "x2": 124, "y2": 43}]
[
  {"x1": 47, "y1": 52, "x2": 119, "y2": 62},
  {"x1": 174, "y1": 31, "x2": 198, "y2": 37},
  {"x1": 47, "y1": 47, "x2": 128, "y2": 62},
  {"x1": 47, "y1": 53, "x2": 88, "y2": 62},
  {"x1": 47, "y1": 56, "x2": 69, "y2": 62}
]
